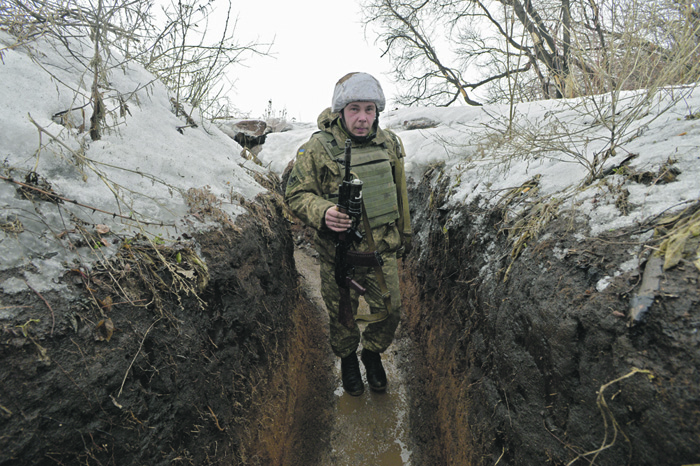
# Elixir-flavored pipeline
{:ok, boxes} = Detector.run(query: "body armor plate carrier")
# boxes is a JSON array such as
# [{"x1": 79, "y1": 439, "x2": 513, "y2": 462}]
[{"x1": 318, "y1": 132, "x2": 400, "y2": 230}]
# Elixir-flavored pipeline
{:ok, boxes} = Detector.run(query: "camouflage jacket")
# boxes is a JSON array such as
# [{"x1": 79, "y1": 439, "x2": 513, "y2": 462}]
[{"x1": 284, "y1": 108, "x2": 412, "y2": 259}]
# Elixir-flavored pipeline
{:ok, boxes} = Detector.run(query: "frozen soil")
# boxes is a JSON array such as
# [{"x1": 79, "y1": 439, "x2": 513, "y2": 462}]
[
  {"x1": 0, "y1": 187, "x2": 415, "y2": 466},
  {"x1": 0, "y1": 192, "x2": 334, "y2": 466},
  {"x1": 399, "y1": 174, "x2": 700, "y2": 465}
]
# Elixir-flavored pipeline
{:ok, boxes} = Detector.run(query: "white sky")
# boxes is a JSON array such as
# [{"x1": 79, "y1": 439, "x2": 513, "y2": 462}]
[{"x1": 226, "y1": 0, "x2": 396, "y2": 122}]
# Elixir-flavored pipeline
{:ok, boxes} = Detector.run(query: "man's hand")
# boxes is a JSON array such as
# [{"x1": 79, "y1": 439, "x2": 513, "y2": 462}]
[{"x1": 325, "y1": 206, "x2": 352, "y2": 233}]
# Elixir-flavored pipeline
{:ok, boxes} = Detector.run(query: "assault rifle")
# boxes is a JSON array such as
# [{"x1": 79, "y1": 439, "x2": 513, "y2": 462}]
[{"x1": 335, "y1": 139, "x2": 384, "y2": 329}]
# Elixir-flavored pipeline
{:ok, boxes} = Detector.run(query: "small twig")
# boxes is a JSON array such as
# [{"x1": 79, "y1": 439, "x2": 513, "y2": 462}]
[
  {"x1": 0, "y1": 174, "x2": 175, "y2": 227},
  {"x1": 77, "y1": 271, "x2": 107, "y2": 318},
  {"x1": 118, "y1": 317, "x2": 161, "y2": 397},
  {"x1": 494, "y1": 446, "x2": 506, "y2": 465},
  {"x1": 207, "y1": 406, "x2": 225, "y2": 431},
  {"x1": 544, "y1": 418, "x2": 591, "y2": 463},
  {"x1": 566, "y1": 368, "x2": 653, "y2": 466},
  {"x1": 176, "y1": 124, "x2": 198, "y2": 133},
  {"x1": 24, "y1": 280, "x2": 55, "y2": 336},
  {"x1": 109, "y1": 298, "x2": 147, "y2": 306},
  {"x1": 605, "y1": 199, "x2": 698, "y2": 239},
  {"x1": 0, "y1": 404, "x2": 13, "y2": 417},
  {"x1": 70, "y1": 337, "x2": 90, "y2": 372}
]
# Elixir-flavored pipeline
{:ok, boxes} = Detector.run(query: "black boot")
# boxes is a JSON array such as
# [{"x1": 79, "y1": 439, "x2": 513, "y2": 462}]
[
  {"x1": 361, "y1": 349, "x2": 387, "y2": 392},
  {"x1": 341, "y1": 352, "x2": 364, "y2": 396}
]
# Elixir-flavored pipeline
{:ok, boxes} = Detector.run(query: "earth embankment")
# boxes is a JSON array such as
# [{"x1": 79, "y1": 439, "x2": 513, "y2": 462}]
[
  {"x1": 399, "y1": 172, "x2": 700, "y2": 465},
  {"x1": 0, "y1": 192, "x2": 331, "y2": 465},
  {"x1": 2, "y1": 165, "x2": 698, "y2": 466}
]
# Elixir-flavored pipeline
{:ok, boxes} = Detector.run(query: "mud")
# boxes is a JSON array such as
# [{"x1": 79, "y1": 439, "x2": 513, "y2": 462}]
[
  {"x1": 293, "y1": 245, "x2": 414, "y2": 465},
  {"x1": 400, "y1": 173, "x2": 700, "y2": 465},
  {"x1": 0, "y1": 192, "x2": 332, "y2": 465}
]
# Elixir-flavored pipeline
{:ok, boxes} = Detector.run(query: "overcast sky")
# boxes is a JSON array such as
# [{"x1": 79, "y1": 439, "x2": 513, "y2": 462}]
[{"x1": 226, "y1": 0, "x2": 396, "y2": 122}]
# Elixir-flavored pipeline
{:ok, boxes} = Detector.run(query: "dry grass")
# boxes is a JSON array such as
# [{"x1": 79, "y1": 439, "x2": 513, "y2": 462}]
[
  {"x1": 495, "y1": 175, "x2": 563, "y2": 282},
  {"x1": 653, "y1": 201, "x2": 700, "y2": 271}
]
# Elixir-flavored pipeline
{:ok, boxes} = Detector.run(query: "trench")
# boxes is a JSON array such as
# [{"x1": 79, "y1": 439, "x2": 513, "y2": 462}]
[
  {"x1": 292, "y1": 247, "x2": 415, "y2": 465},
  {"x1": 282, "y1": 175, "x2": 700, "y2": 466},
  {"x1": 2, "y1": 177, "x2": 697, "y2": 465}
]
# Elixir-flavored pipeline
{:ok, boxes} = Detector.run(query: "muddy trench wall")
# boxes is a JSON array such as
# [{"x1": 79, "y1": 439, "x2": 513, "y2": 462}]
[
  {"x1": 401, "y1": 171, "x2": 700, "y2": 466},
  {"x1": 0, "y1": 192, "x2": 322, "y2": 466}
]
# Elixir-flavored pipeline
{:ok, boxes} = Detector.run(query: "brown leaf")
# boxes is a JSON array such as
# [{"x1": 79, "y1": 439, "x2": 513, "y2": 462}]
[
  {"x1": 94, "y1": 318, "x2": 114, "y2": 342},
  {"x1": 96, "y1": 224, "x2": 110, "y2": 234},
  {"x1": 99, "y1": 296, "x2": 113, "y2": 312}
]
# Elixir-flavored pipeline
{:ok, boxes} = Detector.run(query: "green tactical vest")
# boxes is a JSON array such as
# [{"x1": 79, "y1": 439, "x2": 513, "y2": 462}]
[{"x1": 317, "y1": 132, "x2": 400, "y2": 229}]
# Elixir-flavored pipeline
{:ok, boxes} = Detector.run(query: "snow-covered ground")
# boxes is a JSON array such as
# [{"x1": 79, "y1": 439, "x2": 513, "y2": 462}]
[
  {"x1": 258, "y1": 86, "x2": 700, "y2": 295},
  {"x1": 2, "y1": 28, "x2": 699, "y2": 300},
  {"x1": 261, "y1": 89, "x2": 700, "y2": 238},
  {"x1": 0, "y1": 30, "x2": 266, "y2": 296}
]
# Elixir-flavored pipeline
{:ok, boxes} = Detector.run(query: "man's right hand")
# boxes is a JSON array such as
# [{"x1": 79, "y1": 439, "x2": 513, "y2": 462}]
[{"x1": 325, "y1": 206, "x2": 352, "y2": 233}]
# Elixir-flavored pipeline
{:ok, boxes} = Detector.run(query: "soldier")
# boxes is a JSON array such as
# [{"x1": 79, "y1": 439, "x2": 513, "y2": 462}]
[{"x1": 284, "y1": 72, "x2": 412, "y2": 396}]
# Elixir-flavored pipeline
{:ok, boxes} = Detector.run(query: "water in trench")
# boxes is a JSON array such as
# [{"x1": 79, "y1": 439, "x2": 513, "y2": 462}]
[
  {"x1": 294, "y1": 248, "x2": 413, "y2": 465},
  {"x1": 324, "y1": 339, "x2": 412, "y2": 465}
]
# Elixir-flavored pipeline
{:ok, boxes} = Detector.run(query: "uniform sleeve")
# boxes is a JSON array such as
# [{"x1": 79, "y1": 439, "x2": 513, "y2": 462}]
[
  {"x1": 391, "y1": 133, "x2": 413, "y2": 239},
  {"x1": 284, "y1": 142, "x2": 336, "y2": 231}
]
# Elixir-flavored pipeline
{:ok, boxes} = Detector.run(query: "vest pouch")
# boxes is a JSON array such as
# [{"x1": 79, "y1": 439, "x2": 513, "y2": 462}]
[{"x1": 345, "y1": 145, "x2": 400, "y2": 229}]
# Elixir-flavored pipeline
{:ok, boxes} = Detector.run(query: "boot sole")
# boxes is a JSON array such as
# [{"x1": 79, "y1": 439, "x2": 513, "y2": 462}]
[{"x1": 346, "y1": 387, "x2": 364, "y2": 396}]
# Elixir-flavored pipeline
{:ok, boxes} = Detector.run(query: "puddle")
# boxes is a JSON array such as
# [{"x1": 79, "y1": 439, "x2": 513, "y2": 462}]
[
  {"x1": 293, "y1": 248, "x2": 413, "y2": 465},
  {"x1": 325, "y1": 347, "x2": 412, "y2": 465}
]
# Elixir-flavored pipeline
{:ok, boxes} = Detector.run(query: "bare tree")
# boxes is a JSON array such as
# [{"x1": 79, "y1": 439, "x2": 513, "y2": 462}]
[
  {"x1": 0, "y1": 0, "x2": 272, "y2": 129},
  {"x1": 362, "y1": 0, "x2": 485, "y2": 106},
  {"x1": 363, "y1": 0, "x2": 700, "y2": 192},
  {"x1": 128, "y1": 0, "x2": 273, "y2": 120},
  {"x1": 0, "y1": 0, "x2": 273, "y2": 222},
  {"x1": 0, "y1": 0, "x2": 148, "y2": 139},
  {"x1": 362, "y1": 0, "x2": 575, "y2": 105},
  {"x1": 363, "y1": 0, "x2": 700, "y2": 106}
]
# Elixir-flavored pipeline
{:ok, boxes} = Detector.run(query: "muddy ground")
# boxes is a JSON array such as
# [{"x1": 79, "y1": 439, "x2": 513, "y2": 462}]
[{"x1": 291, "y1": 232, "x2": 417, "y2": 466}]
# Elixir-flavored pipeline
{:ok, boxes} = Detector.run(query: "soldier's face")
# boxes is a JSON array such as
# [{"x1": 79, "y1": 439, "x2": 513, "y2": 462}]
[{"x1": 343, "y1": 101, "x2": 376, "y2": 138}]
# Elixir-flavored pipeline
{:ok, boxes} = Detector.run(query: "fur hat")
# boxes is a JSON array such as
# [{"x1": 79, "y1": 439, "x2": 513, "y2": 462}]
[{"x1": 331, "y1": 72, "x2": 386, "y2": 113}]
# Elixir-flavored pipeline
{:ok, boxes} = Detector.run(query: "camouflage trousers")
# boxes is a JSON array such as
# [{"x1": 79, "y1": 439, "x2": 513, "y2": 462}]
[{"x1": 319, "y1": 253, "x2": 402, "y2": 358}]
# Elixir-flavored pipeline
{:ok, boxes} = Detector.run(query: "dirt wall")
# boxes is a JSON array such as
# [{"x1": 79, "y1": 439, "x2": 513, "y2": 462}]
[
  {"x1": 0, "y1": 192, "x2": 327, "y2": 466},
  {"x1": 401, "y1": 171, "x2": 700, "y2": 466}
]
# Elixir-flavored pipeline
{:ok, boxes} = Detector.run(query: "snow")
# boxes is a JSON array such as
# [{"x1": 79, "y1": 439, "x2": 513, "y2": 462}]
[
  {"x1": 260, "y1": 86, "x2": 700, "y2": 240},
  {"x1": 2, "y1": 30, "x2": 700, "y2": 299},
  {"x1": 0, "y1": 31, "x2": 266, "y2": 296}
]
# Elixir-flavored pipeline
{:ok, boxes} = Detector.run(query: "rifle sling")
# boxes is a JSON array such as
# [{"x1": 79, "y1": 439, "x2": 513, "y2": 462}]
[{"x1": 352, "y1": 202, "x2": 392, "y2": 325}]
